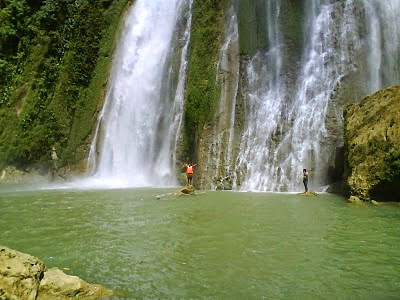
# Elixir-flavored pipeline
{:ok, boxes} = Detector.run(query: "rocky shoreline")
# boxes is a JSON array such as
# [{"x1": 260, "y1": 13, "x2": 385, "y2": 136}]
[{"x1": 0, "y1": 246, "x2": 111, "y2": 299}]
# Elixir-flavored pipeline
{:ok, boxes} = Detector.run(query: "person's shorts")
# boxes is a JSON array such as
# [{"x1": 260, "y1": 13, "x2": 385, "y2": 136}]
[{"x1": 187, "y1": 173, "x2": 193, "y2": 179}]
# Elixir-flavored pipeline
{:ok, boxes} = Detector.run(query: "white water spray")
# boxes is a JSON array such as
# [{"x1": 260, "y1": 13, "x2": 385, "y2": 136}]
[
  {"x1": 87, "y1": 0, "x2": 191, "y2": 188},
  {"x1": 233, "y1": 0, "x2": 400, "y2": 192}
]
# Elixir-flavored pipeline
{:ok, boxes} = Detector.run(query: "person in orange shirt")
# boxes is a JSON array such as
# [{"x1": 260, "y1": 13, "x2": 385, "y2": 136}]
[{"x1": 184, "y1": 163, "x2": 196, "y2": 186}]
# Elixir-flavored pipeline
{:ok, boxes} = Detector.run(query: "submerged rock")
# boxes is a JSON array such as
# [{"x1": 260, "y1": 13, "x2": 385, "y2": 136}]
[
  {"x1": 177, "y1": 185, "x2": 195, "y2": 195},
  {"x1": 371, "y1": 200, "x2": 382, "y2": 205},
  {"x1": 347, "y1": 196, "x2": 363, "y2": 204},
  {"x1": 297, "y1": 192, "x2": 317, "y2": 196},
  {"x1": 344, "y1": 86, "x2": 400, "y2": 201},
  {"x1": 0, "y1": 246, "x2": 111, "y2": 299}
]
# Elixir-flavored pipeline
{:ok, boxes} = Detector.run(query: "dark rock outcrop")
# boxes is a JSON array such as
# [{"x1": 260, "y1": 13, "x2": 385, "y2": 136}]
[{"x1": 0, "y1": 246, "x2": 111, "y2": 299}]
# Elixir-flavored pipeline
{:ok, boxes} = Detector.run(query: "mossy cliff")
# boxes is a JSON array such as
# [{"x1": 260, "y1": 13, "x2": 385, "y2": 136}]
[
  {"x1": 238, "y1": 0, "x2": 304, "y2": 56},
  {"x1": 0, "y1": 0, "x2": 132, "y2": 175},
  {"x1": 182, "y1": 0, "x2": 228, "y2": 165},
  {"x1": 192, "y1": 0, "x2": 305, "y2": 189},
  {"x1": 344, "y1": 86, "x2": 400, "y2": 201}
]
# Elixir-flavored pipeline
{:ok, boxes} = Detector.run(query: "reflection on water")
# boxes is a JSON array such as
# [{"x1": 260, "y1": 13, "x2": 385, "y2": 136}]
[{"x1": 0, "y1": 188, "x2": 399, "y2": 298}]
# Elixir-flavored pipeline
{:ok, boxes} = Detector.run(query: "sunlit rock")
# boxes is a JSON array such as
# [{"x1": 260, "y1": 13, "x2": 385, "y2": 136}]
[
  {"x1": 344, "y1": 86, "x2": 400, "y2": 201},
  {"x1": 347, "y1": 196, "x2": 362, "y2": 204},
  {"x1": 0, "y1": 246, "x2": 46, "y2": 300},
  {"x1": 38, "y1": 268, "x2": 110, "y2": 299},
  {"x1": 0, "y1": 246, "x2": 110, "y2": 299},
  {"x1": 177, "y1": 185, "x2": 195, "y2": 195}
]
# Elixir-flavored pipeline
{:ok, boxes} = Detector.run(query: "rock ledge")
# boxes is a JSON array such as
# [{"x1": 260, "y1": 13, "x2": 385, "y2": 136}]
[{"x1": 0, "y1": 246, "x2": 111, "y2": 299}]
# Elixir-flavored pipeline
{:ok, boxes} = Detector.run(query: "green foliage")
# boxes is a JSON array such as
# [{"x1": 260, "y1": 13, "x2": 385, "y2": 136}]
[
  {"x1": 0, "y1": 0, "x2": 131, "y2": 168},
  {"x1": 183, "y1": 0, "x2": 227, "y2": 161},
  {"x1": 385, "y1": 151, "x2": 400, "y2": 181}
]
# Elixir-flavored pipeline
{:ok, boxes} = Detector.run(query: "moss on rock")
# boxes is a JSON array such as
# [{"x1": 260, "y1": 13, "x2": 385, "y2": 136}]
[
  {"x1": 182, "y1": 0, "x2": 228, "y2": 163},
  {"x1": 344, "y1": 85, "x2": 400, "y2": 201},
  {"x1": 0, "y1": 0, "x2": 132, "y2": 173},
  {"x1": 238, "y1": 0, "x2": 268, "y2": 56}
]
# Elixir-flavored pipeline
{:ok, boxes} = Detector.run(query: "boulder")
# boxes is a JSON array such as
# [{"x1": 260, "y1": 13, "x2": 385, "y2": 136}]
[
  {"x1": 0, "y1": 246, "x2": 111, "y2": 299},
  {"x1": 0, "y1": 246, "x2": 46, "y2": 300},
  {"x1": 371, "y1": 200, "x2": 382, "y2": 205},
  {"x1": 347, "y1": 196, "x2": 363, "y2": 204},
  {"x1": 177, "y1": 185, "x2": 195, "y2": 195},
  {"x1": 38, "y1": 268, "x2": 109, "y2": 299},
  {"x1": 344, "y1": 86, "x2": 400, "y2": 201}
]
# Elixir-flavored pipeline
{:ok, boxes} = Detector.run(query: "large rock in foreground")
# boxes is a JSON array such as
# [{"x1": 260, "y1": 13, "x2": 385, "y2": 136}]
[
  {"x1": 38, "y1": 268, "x2": 109, "y2": 300},
  {"x1": 344, "y1": 86, "x2": 400, "y2": 201},
  {"x1": 0, "y1": 246, "x2": 46, "y2": 300},
  {"x1": 0, "y1": 246, "x2": 110, "y2": 299}
]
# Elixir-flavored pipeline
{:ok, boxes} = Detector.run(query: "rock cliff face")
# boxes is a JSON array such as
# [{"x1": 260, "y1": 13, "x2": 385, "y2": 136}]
[
  {"x1": 196, "y1": 5, "x2": 241, "y2": 190},
  {"x1": 196, "y1": 0, "x2": 306, "y2": 190},
  {"x1": 193, "y1": 0, "x2": 400, "y2": 192},
  {"x1": 0, "y1": 246, "x2": 110, "y2": 299},
  {"x1": 1, "y1": 0, "x2": 399, "y2": 194},
  {"x1": 0, "y1": 0, "x2": 132, "y2": 176},
  {"x1": 344, "y1": 86, "x2": 400, "y2": 201}
]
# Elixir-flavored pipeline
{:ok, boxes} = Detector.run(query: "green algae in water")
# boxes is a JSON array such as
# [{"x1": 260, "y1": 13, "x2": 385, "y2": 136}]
[{"x1": 1, "y1": 187, "x2": 400, "y2": 298}]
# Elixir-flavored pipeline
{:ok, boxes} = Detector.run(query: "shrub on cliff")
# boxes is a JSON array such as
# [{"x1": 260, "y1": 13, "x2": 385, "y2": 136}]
[{"x1": 0, "y1": 0, "x2": 130, "y2": 169}]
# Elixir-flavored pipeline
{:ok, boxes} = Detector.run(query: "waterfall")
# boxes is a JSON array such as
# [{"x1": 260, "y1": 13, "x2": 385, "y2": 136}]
[
  {"x1": 233, "y1": 0, "x2": 400, "y2": 192},
  {"x1": 365, "y1": 0, "x2": 400, "y2": 91},
  {"x1": 234, "y1": 1, "x2": 287, "y2": 191},
  {"x1": 87, "y1": 0, "x2": 191, "y2": 188}
]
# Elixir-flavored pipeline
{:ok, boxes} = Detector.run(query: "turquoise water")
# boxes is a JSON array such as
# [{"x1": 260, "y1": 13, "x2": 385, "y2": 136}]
[{"x1": 1, "y1": 186, "x2": 400, "y2": 299}]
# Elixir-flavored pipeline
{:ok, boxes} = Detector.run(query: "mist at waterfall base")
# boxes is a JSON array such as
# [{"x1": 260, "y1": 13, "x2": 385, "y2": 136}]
[
  {"x1": 39, "y1": 0, "x2": 399, "y2": 192},
  {"x1": 84, "y1": 0, "x2": 191, "y2": 188},
  {"x1": 221, "y1": 0, "x2": 400, "y2": 192}
]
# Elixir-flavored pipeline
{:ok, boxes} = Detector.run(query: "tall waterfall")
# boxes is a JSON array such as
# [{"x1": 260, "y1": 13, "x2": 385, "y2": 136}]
[
  {"x1": 232, "y1": 0, "x2": 400, "y2": 192},
  {"x1": 88, "y1": 0, "x2": 191, "y2": 187}
]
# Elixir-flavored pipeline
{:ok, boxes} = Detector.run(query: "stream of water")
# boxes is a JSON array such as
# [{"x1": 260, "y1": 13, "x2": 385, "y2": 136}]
[
  {"x1": 1, "y1": 187, "x2": 399, "y2": 298},
  {"x1": 232, "y1": 0, "x2": 400, "y2": 192},
  {"x1": 87, "y1": 0, "x2": 191, "y2": 188}
]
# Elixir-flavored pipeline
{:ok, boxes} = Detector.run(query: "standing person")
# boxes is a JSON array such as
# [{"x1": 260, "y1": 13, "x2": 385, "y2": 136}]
[
  {"x1": 185, "y1": 163, "x2": 196, "y2": 186},
  {"x1": 303, "y1": 169, "x2": 309, "y2": 193}
]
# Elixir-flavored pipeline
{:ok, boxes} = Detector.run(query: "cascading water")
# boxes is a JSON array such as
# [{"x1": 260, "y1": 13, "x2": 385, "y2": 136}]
[
  {"x1": 234, "y1": 1, "x2": 287, "y2": 191},
  {"x1": 232, "y1": 0, "x2": 400, "y2": 192},
  {"x1": 88, "y1": 0, "x2": 191, "y2": 187},
  {"x1": 364, "y1": 0, "x2": 400, "y2": 91}
]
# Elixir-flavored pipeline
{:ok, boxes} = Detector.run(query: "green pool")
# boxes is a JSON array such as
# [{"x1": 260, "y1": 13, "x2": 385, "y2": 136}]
[{"x1": 1, "y1": 186, "x2": 399, "y2": 298}]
